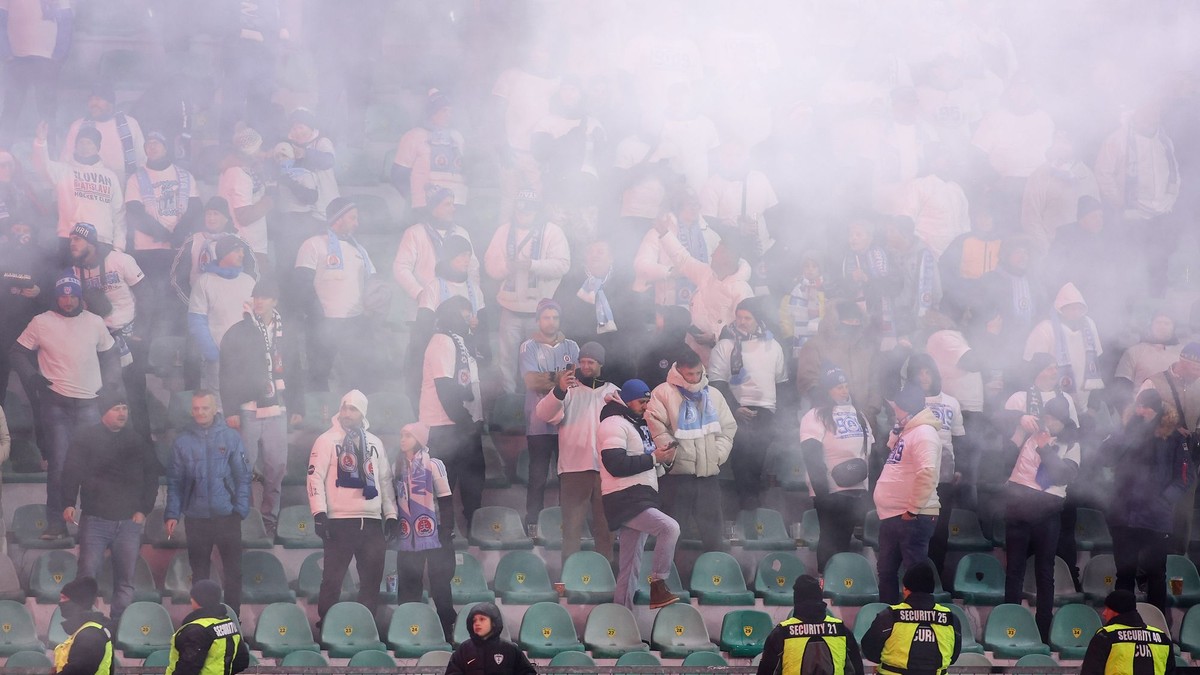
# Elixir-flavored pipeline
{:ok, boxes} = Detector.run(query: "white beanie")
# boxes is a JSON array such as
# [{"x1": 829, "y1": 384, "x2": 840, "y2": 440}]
[{"x1": 339, "y1": 389, "x2": 370, "y2": 429}]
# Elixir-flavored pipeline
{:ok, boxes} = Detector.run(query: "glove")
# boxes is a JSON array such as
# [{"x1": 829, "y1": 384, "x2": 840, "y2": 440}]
[
  {"x1": 438, "y1": 526, "x2": 455, "y2": 548},
  {"x1": 383, "y1": 518, "x2": 398, "y2": 542},
  {"x1": 313, "y1": 512, "x2": 328, "y2": 541}
]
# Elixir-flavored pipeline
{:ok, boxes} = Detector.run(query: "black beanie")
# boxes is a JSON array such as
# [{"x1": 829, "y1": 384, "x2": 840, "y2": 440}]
[
  {"x1": 902, "y1": 560, "x2": 937, "y2": 594},
  {"x1": 440, "y1": 235, "x2": 473, "y2": 261},
  {"x1": 793, "y1": 574, "x2": 824, "y2": 605},
  {"x1": 191, "y1": 579, "x2": 223, "y2": 609},
  {"x1": 61, "y1": 576, "x2": 99, "y2": 607},
  {"x1": 326, "y1": 197, "x2": 357, "y2": 225},
  {"x1": 1104, "y1": 589, "x2": 1137, "y2": 614}
]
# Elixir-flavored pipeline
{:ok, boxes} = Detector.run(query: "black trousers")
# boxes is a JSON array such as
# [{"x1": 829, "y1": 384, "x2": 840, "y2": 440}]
[
  {"x1": 659, "y1": 473, "x2": 725, "y2": 552},
  {"x1": 1004, "y1": 485, "x2": 1063, "y2": 643},
  {"x1": 730, "y1": 408, "x2": 774, "y2": 511},
  {"x1": 319, "y1": 517, "x2": 385, "y2": 621},
  {"x1": 186, "y1": 514, "x2": 243, "y2": 614},
  {"x1": 927, "y1": 483, "x2": 958, "y2": 578},
  {"x1": 396, "y1": 545, "x2": 457, "y2": 638},
  {"x1": 427, "y1": 424, "x2": 485, "y2": 529},
  {"x1": 813, "y1": 490, "x2": 867, "y2": 574},
  {"x1": 525, "y1": 435, "x2": 558, "y2": 525},
  {"x1": 1111, "y1": 524, "x2": 1171, "y2": 618}
]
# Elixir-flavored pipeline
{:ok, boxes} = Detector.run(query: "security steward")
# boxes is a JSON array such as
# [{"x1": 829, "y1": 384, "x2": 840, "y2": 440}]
[
  {"x1": 1080, "y1": 590, "x2": 1175, "y2": 675},
  {"x1": 757, "y1": 575, "x2": 864, "y2": 675},
  {"x1": 862, "y1": 561, "x2": 961, "y2": 675},
  {"x1": 54, "y1": 576, "x2": 114, "y2": 675},
  {"x1": 165, "y1": 579, "x2": 250, "y2": 675}
]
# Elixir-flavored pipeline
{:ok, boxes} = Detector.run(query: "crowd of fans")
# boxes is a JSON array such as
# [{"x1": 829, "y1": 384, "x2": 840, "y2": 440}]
[{"x1": 1, "y1": 0, "x2": 1200, "y2": 654}]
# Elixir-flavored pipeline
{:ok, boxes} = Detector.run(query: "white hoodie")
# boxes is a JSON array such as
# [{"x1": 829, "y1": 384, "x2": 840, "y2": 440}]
[
  {"x1": 873, "y1": 408, "x2": 941, "y2": 519},
  {"x1": 535, "y1": 378, "x2": 620, "y2": 474},
  {"x1": 308, "y1": 414, "x2": 398, "y2": 520}
]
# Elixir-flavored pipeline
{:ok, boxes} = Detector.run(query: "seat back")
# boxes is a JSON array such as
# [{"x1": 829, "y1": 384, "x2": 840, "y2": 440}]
[
  {"x1": 320, "y1": 602, "x2": 383, "y2": 652},
  {"x1": 280, "y1": 650, "x2": 329, "y2": 667},
  {"x1": 303, "y1": 391, "x2": 343, "y2": 432},
  {"x1": 549, "y1": 650, "x2": 596, "y2": 666},
  {"x1": 736, "y1": 508, "x2": 790, "y2": 543},
  {"x1": 799, "y1": 509, "x2": 820, "y2": 547},
  {"x1": 947, "y1": 509, "x2": 989, "y2": 546},
  {"x1": 295, "y1": 552, "x2": 356, "y2": 602},
  {"x1": 683, "y1": 651, "x2": 729, "y2": 666},
  {"x1": 240, "y1": 510, "x2": 274, "y2": 548},
  {"x1": 347, "y1": 649, "x2": 396, "y2": 666},
  {"x1": 984, "y1": 604, "x2": 1044, "y2": 650},
  {"x1": 29, "y1": 550, "x2": 78, "y2": 602},
  {"x1": 241, "y1": 550, "x2": 295, "y2": 602},
  {"x1": 470, "y1": 506, "x2": 532, "y2": 548},
  {"x1": 1179, "y1": 605, "x2": 1200, "y2": 652},
  {"x1": 142, "y1": 649, "x2": 172, "y2": 667},
  {"x1": 861, "y1": 510, "x2": 880, "y2": 549},
  {"x1": 561, "y1": 551, "x2": 616, "y2": 601},
  {"x1": 718, "y1": 609, "x2": 773, "y2": 655},
  {"x1": 98, "y1": 555, "x2": 158, "y2": 602},
  {"x1": 276, "y1": 505, "x2": 322, "y2": 547},
  {"x1": 166, "y1": 390, "x2": 195, "y2": 431},
  {"x1": 365, "y1": 392, "x2": 413, "y2": 434},
  {"x1": 450, "y1": 552, "x2": 495, "y2": 602},
  {"x1": 47, "y1": 606, "x2": 67, "y2": 646},
  {"x1": 254, "y1": 602, "x2": 317, "y2": 655},
  {"x1": 115, "y1": 601, "x2": 174, "y2": 657},
  {"x1": 489, "y1": 393, "x2": 526, "y2": 434},
  {"x1": 953, "y1": 652, "x2": 993, "y2": 668},
  {"x1": 822, "y1": 552, "x2": 879, "y2": 602},
  {"x1": 1169, "y1": 555, "x2": 1200, "y2": 594},
  {"x1": 1049, "y1": 603, "x2": 1101, "y2": 654},
  {"x1": 852, "y1": 603, "x2": 891, "y2": 643},
  {"x1": 1082, "y1": 554, "x2": 1117, "y2": 601},
  {"x1": 615, "y1": 650, "x2": 662, "y2": 666},
  {"x1": 5, "y1": 650, "x2": 52, "y2": 667},
  {"x1": 650, "y1": 603, "x2": 713, "y2": 651},
  {"x1": 1074, "y1": 508, "x2": 1112, "y2": 550},
  {"x1": 689, "y1": 551, "x2": 750, "y2": 594},
  {"x1": 1136, "y1": 602, "x2": 1170, "y2": 634},
  {"x1": 144, "y1": 507, "x2": 187, "y2": 548},
  {"x1": 1014, "y1": 653, "x2": 1059, "y2": 668},
  {"x1": 454, "y1": 603, "x2": 510, "y2": 644},
  {"x1": 493, "y1": 551, "x2": 554, "y2": 595},
  {"x1": 949, "y1": 604, "x2": 983, "y2": 652},
  {"x1": 11, "y1": 504, "x2": 72, "y2": 547},
  {"x1": 417, "y1": 650, "x2": 453, "y2": 667},
  {"x1": 953, "y1": 553, "x2": 1005, "y2": 595},
  {"x1": 773, "y1": 448, "x2": 807, "y2": 490},
  {"x1": 582, "y1": 603, "x2": 643, "y2": 652},
  {"x1": 635, "y1": 551, "x2": 688, "y2": 599},
  {"x1": 754, "y1": 552, "x2": 808, "y2": 597},
  {"x1": 518, "y1": 602, "x2": 582, "y2": 651},
  {"x1": 387, "y1": 602, "x2": 449, "y2": 650},
  {"x1": 0, "y1": 601, "x2": 41, "y2": 653},
  {"x1": 1022, "y1": 556, "x2": 1078, "y2": 598}
]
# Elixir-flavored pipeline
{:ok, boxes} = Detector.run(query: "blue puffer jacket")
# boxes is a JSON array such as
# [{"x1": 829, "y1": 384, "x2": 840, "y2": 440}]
[{"x1": 165, "y1": 417, "x2": 251, "y2": 521}]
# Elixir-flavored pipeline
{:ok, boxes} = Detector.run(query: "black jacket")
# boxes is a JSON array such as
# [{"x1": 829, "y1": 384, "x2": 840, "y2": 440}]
[
  {"x1": 1080, "y1": 610, "x2": 1176, "y2": 675},
  {"x1": 757, "y1": 601, "x2": 863, "y2": 675},
  {"x1": 446, "y1": 603, "x2": 536, "y2": 675},
  {"x1": 170, "y1": 606, "x2": 250, "y2": 675},
  {"x1": 58, "y1": 608, "x2": 115, "y2": 675},
  {"x1": 218, "y1": 312, "x2": 304, "y2": 414},
  {"x1": 861, "y1": 592, "x2": 962, "y2": 673},
  {"x1": 62, "y1": 422, "x2": 159, "y2": 521}
]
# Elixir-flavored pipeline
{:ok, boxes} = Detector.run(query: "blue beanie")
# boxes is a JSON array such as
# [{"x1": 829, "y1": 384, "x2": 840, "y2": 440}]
[
  {"x1": 819, "y1": 362, "x2": 848, "y2": 391},
  {"x1": 55, "y1": 274, "x2": 82, "y2": 298},
  {"x1": 895, "y1": 384, "x2": 927, "y2": 416},
  {"x1": 619, "y1": 379, "x2": 651, "y2": 403}
]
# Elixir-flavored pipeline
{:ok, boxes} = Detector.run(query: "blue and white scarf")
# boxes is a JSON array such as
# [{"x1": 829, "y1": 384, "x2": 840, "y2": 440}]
[
  {"x1": 674, "y1": 220, "x2": 708, "y2": 305},
  {"x1": 504, "y1": 224, "x2": 543, "y2": 292},
  {"x1": 83, "y1": 113, "x2": 137, "y2": 178},
  {"x1": 325, "y1": 229, "x2": 376, "y2": 276},
  {"x1": 578, "y1": 271, "x2": 616, "y2": 334},
  {"x1": 395, "y1": 448, "x2": 441, "y2": 551},
  {"x1": 915, "y1": 247, "x2": 937, "y2": 317},
  {"x1": 675, "y1": 385, "x2": 722, "y2": 440},
  {"x1": 1050, "y1": 314, "x2": 1101, "y2": 393},
  {"x1": 335, "y1": 428, "x2": 378, "y2": 499},
  {"x1": 788, "y1": 278, "x2": 823, "y2": 352},
  {"x1": 437, "y1": 277, "x2": 480, "y2": 316}
]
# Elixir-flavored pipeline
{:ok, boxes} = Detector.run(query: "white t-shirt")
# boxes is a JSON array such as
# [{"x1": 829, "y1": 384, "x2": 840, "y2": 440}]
[
  {"x1": 393, "y1": 127, "x2": 467, "y2": 207},
  {"x1": 76, "y1": 250, "x2": 144, "y2": 329},
  {"x1": 972, "y1": 108, "x2": 1055, "y2": 179},
  {"x1": 61, "y1": 115, "x2": 146, "y2": 185},
  {"x1": 925, "y1": 329, "x2": 983, "y2": 412},
  {"x1": 3, "y1": 0, "x2": 69, "y2": 58},
  {"x1": 126, "y1": 164, "x2": 199, "y2": 251},
  {"x1": 188, "y1": 271, "x2": 255, "y2": 349},
  {"x1": 708, "y1": 336, "x2": 787, "y2": 411},
  {"x1": 926, "y1": 392, "x2": 964, "y2": 481},
  {"x1": 614, "y1": 136, "x2": 679, "y2": 219},
  {"x1": 419, "y1": 333, "x2": 482, "y2": 427},
  {"x1": 38, "y1": 141, "x2": 126, "y2": 246},
  {"x1": 1008, "y1": 435, "x2": 1080, "y2": 499},
  {"x1": 295, "y1": 234, "x2": 371, "y2": 319},
  {"x1": 218, "y1": 164, "x2": 268, "y2": 254},
  {"x1": 17, "y1": 310, "x2": 115, "y2": 399},
  {"x1": 300, "y1": 136, "x2": 339, "y2": 217},
  {"x1": 799, "y1": 405, "x2": 873, "y2": 495},
  {"x1": 492, "y1": 68, "x2": 559, "y2": 152},
  {"x1": 416, "y1": 278, "x2": 485, "y2": 314}
]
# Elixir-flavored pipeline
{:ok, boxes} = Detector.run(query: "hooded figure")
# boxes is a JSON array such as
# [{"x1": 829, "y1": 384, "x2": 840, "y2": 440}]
[
  {"x1": 1023, "y1": 282, "x2": 1104, "y2": 410},
  {"x1": 445, "y1": 602, "x2": 536, "y2": 675}
]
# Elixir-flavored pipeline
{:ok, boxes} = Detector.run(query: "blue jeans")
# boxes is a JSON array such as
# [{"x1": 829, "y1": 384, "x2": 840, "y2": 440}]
[
  {"x1": 876, "y1": 514, "x2": 937, "y2": 603},
  {"x1": 41, "y1": 392, "x2": 100, "y2": 532},
  {"x1": 615, "y1": 507, "x2": 680, "y2": 609},
  {"x1": 77, "y1": 515, "x2": 144, "y2": 620}
]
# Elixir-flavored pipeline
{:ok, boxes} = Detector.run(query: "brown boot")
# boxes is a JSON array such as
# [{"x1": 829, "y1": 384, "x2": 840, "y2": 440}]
[{"x1": 649, "y1": 579, "x2": 679, "y2": 609}]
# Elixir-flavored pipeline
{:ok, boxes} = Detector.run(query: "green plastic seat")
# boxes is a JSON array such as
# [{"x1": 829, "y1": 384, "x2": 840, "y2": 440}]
[
  {"x1": 773, "y1": 449, "x2": 807, "y2": 491},
  {"x1": 852, "y1": 602, "x2": 891, "y2": 644},
  {"x1": 798, "y1": 509, "x2": 820, "y2": 548},
  {"x1": 1074, "y1": 508, "x2": 1113, "y2": 552},
  {"x1": 1022, "y1": 556, "x2": 1085, "y2": 606},
  {"x1": 367, "y1": 392, "x2": 414, "y2": 434},
  {"x1": 469, "y1": 506, "x2": 534, "y2": 550},
  {"x1": 320, "y1": 601, "x2": 387, "y2": 657},
  {"x1": 650, "y1": 603, "x2": 718, "y2": 658},
  {"x1": 0, "y1": 601, "x2": 43, "y2": 655},
  {"x1": 561, "y1": 551, "x2": 616, "y2": 604},
  {"x1": 5, "y1": 649, "x2": 52, "y2": 667},
  {"x1": 822, "y1": 552, "x2": 879, "y2": 606},
  {"x1": 348, "y1": 649, "x2": 396, "y2": 667},
  {"x1": 689, "y1": 551, "x2": 755, "y2": 605},
  {"x1": 142, "y1": 649, "x2": 172, "y2": 667},
  {"x1": 417, "y1": 650, "x2": 453, "y2": 667},
  {"x1": 115, "y1": 601, "x2": 174, "y2": 657},
  {"x1": 949, "y1": 605, "x2": 985, "y2": 654},
  {"x1": 29, "y1": 550, "x2": 78, "y2": 603},
  {"x1": 861, "y1": 510, "x2": 879, "y2": 550},
  {"x1": 534, "y1": 506, "x2": 593, "y2": 550},
  {"x1": 453, "y1": 603, "x2": 511, "y2": 645},
  {"x1": 162, "y1": 551, "x2": 219, "y2": 603},
  {"x1": 953, "y1": 652, "x2": 993, "y2": 668},
  {"x1": 982, "y1": 603, "x2": 1050, "y2": 658},
  {"x1": 240, "y1": 510, "x2": 274, "y2": 549},
  {"x1": 1168, "y1": 555, "x2": 1200, "y2": 607},
  {"x1": 387, "y1": 602, "x2": 452, "y2": 657},
  {"x1": 11, "y1": 504, "x2": 74, "y2": 549},
  {"x1": 1137, "y1": 602, "x2": 1170, "y2": 634},
  {"x1": 147, "y1": 335, "x2": 186, "y2": 378},
  {"x1": 549, "y1": 650, "x2": 597, "y2": 668},
  {"x1": 294, "y1": 551, "x2": 355, "y2": 603},
  {"x1": 1049, "y1": 603, "x2": 1101, "y2": 659},
  {"x1": 952, "y1": 553, "x2": 1006, "y2": 605},
  {"x1": 450, "y1": 552, "x2": 496, "y2": 604},
  {"x1": 946, "y1": 509, "x2": 993, "y2": 552},
  {"x1": 47, "y1": 606, "x2": 68, "y2": 646},
  {"x1": 1178, "y1": 605, "x2": 1200, "y2": 657},
  {"x1": 718, "y1": 609, "x2": 774, "y2": 657},
  {"x1": 253, "y1": 602, "x2": 319, "y2": 657},
  {"x1": 736, "y1": 508, "x2": 795, "y2": 551},
  {"x1": 1014, "y1": 653, "x2": 1059, "y2": 669},
  {"x1": 633, "y1": 551, "x2": 690, "y2": 605},
  {"x1": 582, "y1": 603, "x2": 647, "y2": 658},
  {"x1": 754, "y1": 552, "x2": 808, "y2": 605},
  {"x1": 615, "y1": 650, "x2": 662, "y2": 666},
  {"x1": 516, "y1": 601, "x2": 585, "y2": 658},
  {"x1": 493, "y1": 550, "x2": 559, "y2": 604},
  {"x1": 98, "y1": 555, "x2": 159, "y2": 603},
  {"x1": 275, "y1": 506, "x2": 323, "y2": 548},
  {"x1": 143, "y1": 507, "x2": 187, "y2": 549},
  {"x1": 1082, "y1": 554, "x2": 1118, "y2": 604},
  {"x1": 489, "y1": 393, "x2": 526, "y2": 434},
  {"x1": 241, "y1": 550, "x2": 296, "y2": 603},
  {"x1": 683, "y1": 651, "x2": 730, "y2": 666},
  {"x1": 279, "y1": 650, "x2": 329, "y2": 667}
]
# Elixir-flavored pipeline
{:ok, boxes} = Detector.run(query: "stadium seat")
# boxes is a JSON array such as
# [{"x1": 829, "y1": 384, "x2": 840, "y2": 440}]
[
  {"x1": 952, "y1": 553, "x2": 1006, "y2": 605},
  {"x1": 616, "y1": 650, "x2": 661, "y2": 668},
  {"x1": 143, "y1": 508, "x2": 187, "y2": 549},
  {"x1": 115, "y1": 601, "x2": 173, "y2": 657},
  {"x1": 253, "y1": 602, "x2": 319, "y2": 657},
  {"x1": 798, "y1": 509, "x2": 820, "y2": 548},
  {"x1": 582, "y1": 603, "x2": 647, "y2": 658},
  {"x1": 1136, "y1": 602, "x2": 1170, "y2": 634},
  {"x1": 754, "y1": 552, "x2": 808, "y2": 605},
  {"x1": 29, "y1": 550, "x2": 78, "y2": 603},
  {"x1": 718, "y1": 609, "x2": 774, "y2": 657},
  {"x1": 11, "y1": 504, "x2": 74, "y2": 549},
  {"x1": 561, "y1": 551, "x2": 616, "y2": 604},
  {"x1": 493, "y1": 550, "x2": 559, "y2": 604},
  {"x1": 822, "y1": 552, "x2": 879, "y2": 605},
  {"x1": 294, "y1": 551, "x2": 356, "y2": 603},
  {"x1": 1168, "y1": 555, "x2": 1200, "y2": 607},
  {"x1": 0, "y1": 601, "x2": 43, "y2": 655},
  {"x1": 469, "y1": 506, "x2": 534, "y2": 550},
  {"x1": 489, "y1": 393, "x2": 526, "y2": 434},
  {"x1": 348, "y1": 649, "x2": 396, "y2": 667},
  {"x1": 142, "y1": 649, "x2": 172, "y2": 667},
  {"x1": 275, "y1": 505, "x2": 323, "y2": 548},
  {"x1": 6, "y1": 650, "x2": 52, "y2": 667},
  {"x1": 550, "y1": 650, "x2": 597, "y2": 668},
  {"x1": 147, "y1": 335, "x2": 186, "y2": 379},
  {"x1": 1022, "y1": 556, "x2": 1085, "y2": 606},
  {"x1": 240, "y1": 511, "x2": 275, "y2": 549},
  {"x1": 852, "y1": 602, "x2": 890, "y2": 644},
  {"x1": 162, "y1": 551, "x2": 219, "y2": 603},
  {"x1": 241, "y1": 550, "x2": 296, "y2": 603},
  {"x1": 534, "y1": 506, "x2": 593, "y2": 550},
  {"x1": 1049, "y1": 603, "x2": 1102, "y2": 659},
  {"x1": 633, "y1": 551, "x2": 690, "y2": 605},
  {"x1": 47, "y1": 606, "x2": 67, "y2": 646},
  {"x1": 773, "y1": 449, "x2": 807, "y2": 491},
  {"x1": 450, "y1": 552, "x2": 496, "y2": 604},
  {"x1": 736, "y1": 508, "x2": 794, "y2": 550},
  {"x1": 1074, "y1": 508, "x2": 1113, "y2": 552},
  {"x1": 1014, "y1": 653, "x2": 1059, "y2": 669},
  {"x1": 280, "y1": 650, "x2": 328, "y2": 667},
  {"x1": 689, "y1": 551, "x2": 755, "y2": 605},
  {"x1": 320, "y1": 602, "x2": 387, "y2": 657},
  {"x1": 952, "y1": 652, "x2": 993, "y2": 668},
  {"x1": 946, "y1": 510, "x2": 993, "y2": 552},
  {"x1": 516, "y1": 602, "x2": 585, "y2": 658},
  {"x1": 387, "y1": 602, "x2": 452, "y2": 657},
  {"x1": 1082, "y1": 554, "x2": 1118, "y2": 605},
  {"x1": 949, "y1": 604, "x2": 985, "y2": 654},
  {"x1": 861, "y1": 510, "x2": 879, "y2": 550},
  {"x1": 1179, "y1": 605, "x2": 1200, "y2": 657},
  {"x1": 418, "y1": 650, "x2": 453, "y2": 667},
  {"x1": 684, "y1": 651, "x2": 730, "y2": 666},
  {"x1": 650, "y1": 603, "x2": 719, "y2": 658},
  {"x1": 97, "y1": 555, "x2": 159, "y2": 603},
  {"x1": 982, "y1": 604, "x2": 1050, "y2": 658},
  {"x1": 454, "y1": 603, "x2": 511, "y2": 645}
]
